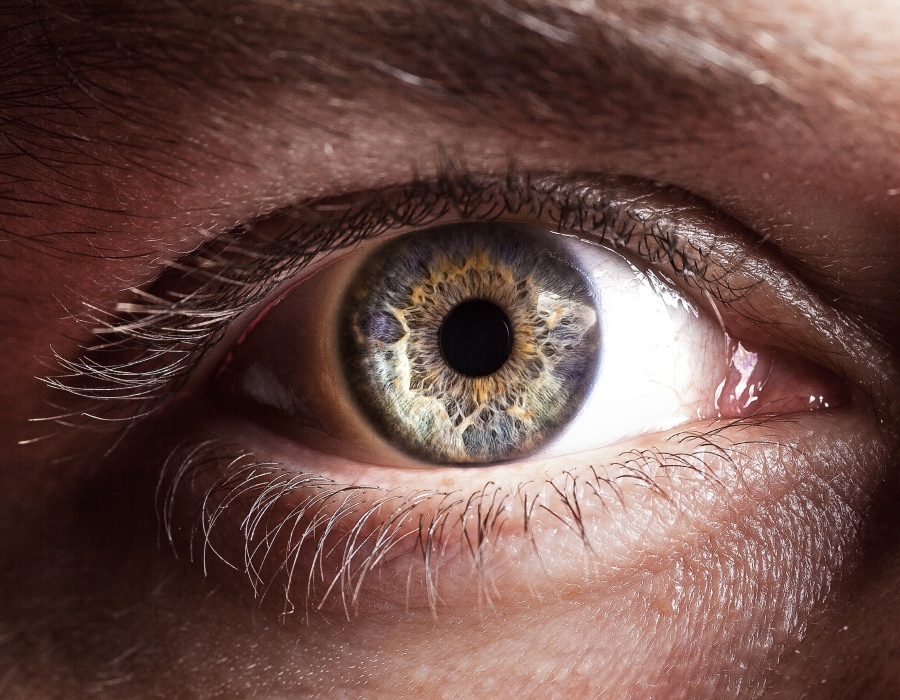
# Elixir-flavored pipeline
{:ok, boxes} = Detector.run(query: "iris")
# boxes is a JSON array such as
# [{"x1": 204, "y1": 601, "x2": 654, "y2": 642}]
[{"x1": 340, "y1": 223, "x2": 599, "y2": 464}]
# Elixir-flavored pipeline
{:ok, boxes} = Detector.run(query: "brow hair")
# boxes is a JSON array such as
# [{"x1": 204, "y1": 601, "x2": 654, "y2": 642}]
[
  {"x1": 26, "y1": 0, "x2": 855, "y2": 93},
  {"x1": 11, "y1": 0, "x2": 820, "y2": 152}
]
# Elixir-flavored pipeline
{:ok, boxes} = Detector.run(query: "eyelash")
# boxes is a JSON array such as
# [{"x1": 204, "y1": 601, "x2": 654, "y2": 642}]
[
  {"x1": 36, "y1": 167, "x2": 746, "y2": 437},
  {"x1": 155, "y1": 425, "x2": 760, "y2": 618}
]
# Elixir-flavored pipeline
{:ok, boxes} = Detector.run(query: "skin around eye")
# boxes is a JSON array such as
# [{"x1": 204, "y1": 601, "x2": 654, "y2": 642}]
[
  {"x1": 20, "y1": 156, "x2": 881, "y2": 696},
  {"x1": 215, "y1": 220, "x2": 846, "y2": 468}
]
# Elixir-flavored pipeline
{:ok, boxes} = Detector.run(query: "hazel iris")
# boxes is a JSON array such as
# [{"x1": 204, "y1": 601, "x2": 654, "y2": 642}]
[{"x1": 340, "y1": 222, "x2": 600, "y2": 464}]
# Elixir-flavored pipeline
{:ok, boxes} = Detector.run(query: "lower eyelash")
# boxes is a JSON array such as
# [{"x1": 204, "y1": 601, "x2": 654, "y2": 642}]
[{"x1": 155, "y1": 427, "x2": 756, "y2": 621}]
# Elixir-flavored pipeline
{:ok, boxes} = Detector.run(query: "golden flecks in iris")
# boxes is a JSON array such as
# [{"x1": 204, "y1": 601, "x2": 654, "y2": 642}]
[{"x1": 342, "y1": 224, "x2": 599, "y2": 464}]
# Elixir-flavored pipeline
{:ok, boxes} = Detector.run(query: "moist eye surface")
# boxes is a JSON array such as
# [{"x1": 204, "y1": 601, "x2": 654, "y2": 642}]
[{"x1": 339, "y1": 222, "x2": 600, "y2": 464}]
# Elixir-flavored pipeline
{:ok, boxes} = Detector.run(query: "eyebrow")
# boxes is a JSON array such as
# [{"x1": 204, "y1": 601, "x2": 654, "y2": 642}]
[
  {"x1": 23, "y1": 0, "x2": 896, "y2": 203},
  {"x1": 30, "y1": 0, "x2": 832, "y2": 150}
]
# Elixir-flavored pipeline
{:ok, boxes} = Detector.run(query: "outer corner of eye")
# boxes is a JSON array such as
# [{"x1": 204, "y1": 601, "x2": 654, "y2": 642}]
[{"x1": 214, "y1": 219, "x2": 848, "y2": 470}]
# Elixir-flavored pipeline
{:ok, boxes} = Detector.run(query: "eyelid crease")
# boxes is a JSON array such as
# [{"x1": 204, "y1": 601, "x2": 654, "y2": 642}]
[{"x1": 34, "y1": 168, "x2": 898, "y2": 444}]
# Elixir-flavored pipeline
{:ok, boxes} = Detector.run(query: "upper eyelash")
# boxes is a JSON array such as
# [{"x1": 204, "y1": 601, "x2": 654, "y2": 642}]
[{"x1": 32, "y1": 168, "x2": 746, "y2": 440}]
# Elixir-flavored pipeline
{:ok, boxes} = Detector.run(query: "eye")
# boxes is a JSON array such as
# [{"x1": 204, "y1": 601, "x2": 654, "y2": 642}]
[
  {"x1": 215, "y1": 220, "x2": 843, "y2": 468},
  {"x1": 122, "y1": 172, "x2": 880, "y2": 619}
]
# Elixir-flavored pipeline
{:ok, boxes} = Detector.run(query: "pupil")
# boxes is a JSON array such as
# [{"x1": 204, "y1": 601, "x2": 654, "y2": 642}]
[{"x1": 440, "y1": 299, "x2": 513, "y2": 377}]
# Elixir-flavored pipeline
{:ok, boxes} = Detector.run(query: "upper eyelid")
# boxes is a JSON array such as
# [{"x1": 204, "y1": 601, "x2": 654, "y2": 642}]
[{"x1": 35, "y1": 170, "x2": 897, "y2": 438}]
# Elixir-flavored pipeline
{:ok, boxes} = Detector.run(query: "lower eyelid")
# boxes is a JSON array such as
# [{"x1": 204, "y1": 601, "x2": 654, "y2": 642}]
[{"x1": 151, "y1": 394, "x2": 881, "y2": 618}]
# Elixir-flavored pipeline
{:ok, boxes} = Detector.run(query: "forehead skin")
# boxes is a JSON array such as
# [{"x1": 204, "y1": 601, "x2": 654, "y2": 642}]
[{"x1": 0, "y1": 0, "x2": 899, "y2": 697}]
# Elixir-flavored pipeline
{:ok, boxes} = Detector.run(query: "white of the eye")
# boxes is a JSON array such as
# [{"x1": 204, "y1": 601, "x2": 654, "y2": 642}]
[{"x1": 542, "y1": 242, "x2": 727, "y2": 458}]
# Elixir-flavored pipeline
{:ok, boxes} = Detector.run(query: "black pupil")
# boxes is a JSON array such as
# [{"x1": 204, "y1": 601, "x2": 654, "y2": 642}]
[{"x1": 440, "y1": 299, "x2": 513, "y2": 377}]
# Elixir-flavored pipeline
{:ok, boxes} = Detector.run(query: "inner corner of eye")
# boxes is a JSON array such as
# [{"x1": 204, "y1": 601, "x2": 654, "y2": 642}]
[
  {"x1": 710, "y1": 335, "x2": 850, "y2": 419},
  {"x1": 213, "y1": 220, "x2": 846, "y2": 469}
]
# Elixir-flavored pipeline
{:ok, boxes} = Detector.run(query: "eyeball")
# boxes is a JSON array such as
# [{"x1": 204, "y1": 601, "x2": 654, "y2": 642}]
[{"x1": 216, "y1": 221, "x2": 846, "y2": 467}]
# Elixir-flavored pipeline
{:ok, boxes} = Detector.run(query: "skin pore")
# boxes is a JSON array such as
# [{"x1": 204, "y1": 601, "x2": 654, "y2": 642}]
[{"x1": 1, "y1": 0, "x2": 899, "y2": 697}]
